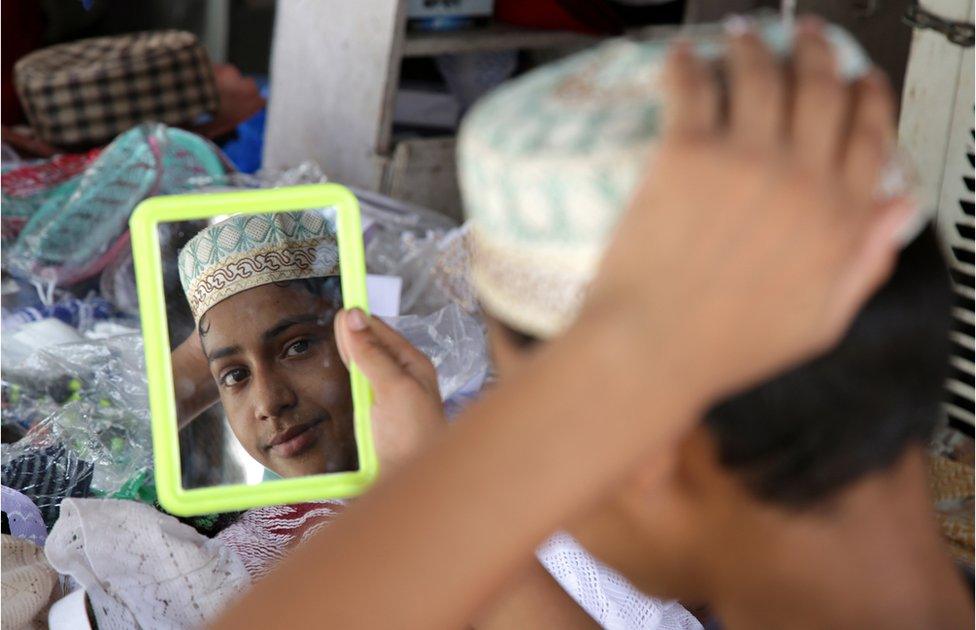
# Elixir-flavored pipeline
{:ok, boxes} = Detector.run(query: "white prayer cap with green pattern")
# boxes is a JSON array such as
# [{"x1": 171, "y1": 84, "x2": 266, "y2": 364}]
[
  {"x1": 178, "y1": 210, "x2": 339, "y2": 322},
  {"x1": 457, "y1": 36, "x2": 665, "y2": 338},
  {"x1": 458, "y1": 20, "x2": 872, "y2": 339}
]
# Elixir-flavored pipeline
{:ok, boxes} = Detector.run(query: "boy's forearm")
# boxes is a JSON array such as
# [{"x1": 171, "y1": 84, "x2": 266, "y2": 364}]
[
  {"x1": 172, "y1": 335, "x2": 218, "y2": 427},
  {"x1": 211, "y1": 314, "x2": 702, "y2": 630},
  {"x1": 470, "y1": 559, "x2": 600, "y2": 630}
]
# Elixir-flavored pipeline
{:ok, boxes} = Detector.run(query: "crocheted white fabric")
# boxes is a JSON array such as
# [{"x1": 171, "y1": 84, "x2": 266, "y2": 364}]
[
  {"x1": 537, "y1": 533, "x2": 702, "y2": 630},
  {"x1": 44, "y1": 499, "x2": 251, "y2": 630}
]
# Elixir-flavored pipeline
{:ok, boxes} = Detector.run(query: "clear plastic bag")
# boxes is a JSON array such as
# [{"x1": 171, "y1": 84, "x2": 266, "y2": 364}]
[
  {"x1": 5, "y1": 124, "x2": 228, "y2": 288},
  {"x1": 387, "y1": 302, "x2": 488, "y2": 403},
  {"x1": 1, "y1": 335, "x2": 152, "y2": 525}
]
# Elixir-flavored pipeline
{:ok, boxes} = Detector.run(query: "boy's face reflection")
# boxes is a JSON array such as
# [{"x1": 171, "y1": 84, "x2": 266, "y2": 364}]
[{"x1": 199, "y1": 280, "x2": 357, "y2": 478}]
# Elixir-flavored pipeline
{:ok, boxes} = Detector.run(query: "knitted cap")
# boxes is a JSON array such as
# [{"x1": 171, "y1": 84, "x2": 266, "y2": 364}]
[{"x1": 178, "y1": 210, "x2": 339, "y2": 321}]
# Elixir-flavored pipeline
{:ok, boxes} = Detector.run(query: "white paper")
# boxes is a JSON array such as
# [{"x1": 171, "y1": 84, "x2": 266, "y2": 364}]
[
  {"x1": 48, "y1": 589, "x2": 93, "y2": 630},
  {"x1": 365, "y1": 275, "x2": 402, "y2": 318}
]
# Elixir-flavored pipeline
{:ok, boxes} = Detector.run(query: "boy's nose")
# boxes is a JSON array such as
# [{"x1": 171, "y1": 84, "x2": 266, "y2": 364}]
[{"x1": 253, "y1": 373, "x2": 298, "y2": 421}]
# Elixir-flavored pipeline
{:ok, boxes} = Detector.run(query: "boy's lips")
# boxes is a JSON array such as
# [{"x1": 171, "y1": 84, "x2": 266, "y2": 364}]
[{"x1": 267, "y1": 418, "x2": 324, "y2": 458}]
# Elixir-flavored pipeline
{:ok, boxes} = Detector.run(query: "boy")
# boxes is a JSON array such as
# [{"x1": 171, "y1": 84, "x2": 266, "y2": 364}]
[
  {"x1": 174, "y1": 210, "x2": 358, "y2": 478},
  {"x1": 175, "y1": 211, "x2": 628, "y2": 626},
  {"x1": 489, "y1": 230, "x2": 971, "y2": 628},
  {"x1": 212, "y1": 21, "x2": 960, "y2": 630},
  {"x1": 461, "y1": 23, "x2": 972, "y2": 628}
]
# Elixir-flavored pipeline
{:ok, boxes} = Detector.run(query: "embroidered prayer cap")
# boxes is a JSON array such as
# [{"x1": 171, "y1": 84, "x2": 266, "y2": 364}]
[
  {"x1": 457, "y1": 19, "x2": 872, "y2": 339},
  {"x1": 178, "y1": 210, "x2": 339, "y2": 322}
]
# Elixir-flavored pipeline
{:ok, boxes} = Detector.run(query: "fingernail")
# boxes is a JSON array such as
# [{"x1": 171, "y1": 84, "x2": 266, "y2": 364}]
[
  {"x1": 723, "y1": 14, "x2": 751, "y2": 36},
  {"x1": 347, "y1": 308, "x2": 369, "y2": 332}
]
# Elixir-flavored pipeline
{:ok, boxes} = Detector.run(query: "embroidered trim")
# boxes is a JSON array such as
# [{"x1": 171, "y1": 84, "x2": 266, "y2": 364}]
[{"x1": 186, "y1": 241, "x2": 338, "y2": 320}]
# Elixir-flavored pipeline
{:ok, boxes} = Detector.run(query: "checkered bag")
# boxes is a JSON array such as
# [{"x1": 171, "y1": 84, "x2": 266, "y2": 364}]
[{"x1": 14, "y1": 31, "x2": 218, "y2": 147}]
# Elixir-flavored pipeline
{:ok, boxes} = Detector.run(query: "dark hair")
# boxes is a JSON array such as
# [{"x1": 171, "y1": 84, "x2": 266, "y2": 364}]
[
  {"x1": 705, "y1": 228, "x2": 952, "y2": 506},
  {"x1": 278, "y1": 276, "x2": 343, "y2": 305},
  {"x1": 500, "y1": 228, "x2": 952, "y2": 507}
]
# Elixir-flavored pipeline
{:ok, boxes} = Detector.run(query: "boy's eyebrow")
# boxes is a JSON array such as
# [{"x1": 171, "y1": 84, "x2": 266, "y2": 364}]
[
  {"x1": 207, "y1": 345, "x2": 243, "y2": 363},
  {"x1": 262, "y1": 314, "x2": 321, "y2": 342}
]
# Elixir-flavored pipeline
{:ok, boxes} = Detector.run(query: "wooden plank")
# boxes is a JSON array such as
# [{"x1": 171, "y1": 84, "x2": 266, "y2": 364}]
[
  {"x1": 935, "y1": 1, "x2": 975, "y2": 259},
  {"x1": 383, "y1": 136, "x2": 463, "y2": 221},
  {"x1": 402, "y1": 22, "x2": 600, "y2": 57},
  {"x1": 378, "y1": 0, "x2": 410, "y2": 156},
  {"x1": 897, "y1": 0, "x2": 970, "y2": 213},
  {"x1": 263, "y1": 0, "x2": 400, "y2": 188}
]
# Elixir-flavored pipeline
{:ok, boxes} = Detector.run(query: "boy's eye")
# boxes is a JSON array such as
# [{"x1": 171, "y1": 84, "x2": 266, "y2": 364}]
[
  {"x1": 220, "y1": 368, "x2": 249, "y2": 387},
  {"x1": 284, "y1": 339, "x2": 311, "y2": 357}
]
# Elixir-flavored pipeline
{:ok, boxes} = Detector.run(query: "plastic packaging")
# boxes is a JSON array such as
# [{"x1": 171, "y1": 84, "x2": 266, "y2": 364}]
[
  {"x1": 1, "y1": 335, "x2": 153, "y2": 524},
  {"x1": 1, "y1": 149, "x2": 102, "y2": 246},
  {"x1": 387, "y1": 302, "x2": 488, "y2": 402},
  {"x1": 5, "y1": 124, "x2": 228, "y2": 288},
  {"x1": 2, "y1": 294, "x2": 120, "y2": 333}
]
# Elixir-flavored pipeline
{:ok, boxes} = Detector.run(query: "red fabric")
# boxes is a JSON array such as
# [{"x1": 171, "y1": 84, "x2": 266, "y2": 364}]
[
  {"x1": 2, "y1": 149, "x2": 101, "y2": 197},
  {"x1": 494, "y1": 0, "x2": 597, "y2": 33},
  {"x1": 216, "y1": 502, "x2": 345, "y2": 579}
]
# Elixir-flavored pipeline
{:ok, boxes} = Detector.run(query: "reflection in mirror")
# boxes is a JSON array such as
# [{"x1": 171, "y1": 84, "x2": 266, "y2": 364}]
[{"x1": 162, "y1": 208, "x2": 357, "y2": 489}]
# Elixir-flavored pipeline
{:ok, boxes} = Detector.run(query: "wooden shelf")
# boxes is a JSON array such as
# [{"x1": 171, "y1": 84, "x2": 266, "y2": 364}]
[{"x1": 402, "y1": 22, "x2": 600, "y2": 57}]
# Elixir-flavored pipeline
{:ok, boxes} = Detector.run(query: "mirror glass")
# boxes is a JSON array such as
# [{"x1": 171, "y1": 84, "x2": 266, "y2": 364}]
[{"x1": 159, "y1": 207, "x2": 359, "y2": 489}]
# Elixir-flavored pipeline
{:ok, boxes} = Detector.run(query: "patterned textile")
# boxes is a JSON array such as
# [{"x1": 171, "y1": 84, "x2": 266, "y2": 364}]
[
  {"x1": 457, "y1": 19, "x2": 873, "y2": 338},
  {"x1": 1, "y1": 445, "x2": 94, "y2": 528},
  {"x1": 929, "y1": 455, "x2": 975, "y2": 565},
  {"x1": 7, "y1": 124, "x2": 225, "y2": 286},
  {"x1": 1, "y1": 535, "x2": 59, "y2": 630},
  {"x1": 1, "y1": 150, "x2": 101, "y2": 199},
  {"x1": 215, "y1": 502, "x2": 345, "y2": 579},
  {"x1": 14, "y1": 31, "x2": 218, "y2": 147},
  {"x1": 178, "y1": 210, "x2": 340, "y2": 321},
  {"x1": 1, "y1": 150, "x2": 101, "y2": 244},
  {"x1": 45, "y1": 499, "x2": 250, "y2": 630}
]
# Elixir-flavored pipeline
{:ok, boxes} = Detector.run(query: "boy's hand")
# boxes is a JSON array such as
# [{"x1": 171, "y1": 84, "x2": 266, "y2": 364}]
[
  {"x1": 586, "y1": 19, "x2": 914, "y2": 404},
  {"x1": 172, "y1": 330, "x2": 218, "y2": 427},
  {"x1": 334, "y1": 308, "x2": 445, "y2": 472}
]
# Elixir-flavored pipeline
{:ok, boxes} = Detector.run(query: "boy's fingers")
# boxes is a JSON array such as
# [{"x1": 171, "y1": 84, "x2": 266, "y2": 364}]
[
  {"x1": 790, "y1": 18, "x2": 846, "y2": 173},
  {"x1": 337, "y1": 309, "x2": 440, "y2": 399},
  {"x1": 337, "y1": 309, "x2": 415, "y2": 395},
  {"x1": 662, "y1": 40, "x2": 719, "y2": 138},
  {"x1": 366, "y1": 315, "x2": 440, "y2": 389},
  {"x1": 334, "y1": 310, "x2": 351, "y2": 367},
  {"x1": 727, "y1": 29, "x2": 784, "y2": 149},
  {"x1": 842, "y1": 71, "x2": 895, "y2": 207},
  {"x1": 826, "y1": 198, "x2": 914, "y2": 337}
]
